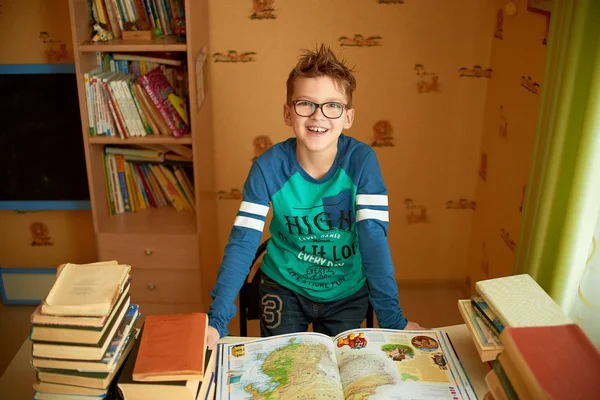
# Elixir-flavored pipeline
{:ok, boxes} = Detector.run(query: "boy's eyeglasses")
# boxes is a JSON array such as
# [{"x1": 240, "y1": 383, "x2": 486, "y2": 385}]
[{"x1": 291, "y1": 100, "x2": 348, "y2": 119}]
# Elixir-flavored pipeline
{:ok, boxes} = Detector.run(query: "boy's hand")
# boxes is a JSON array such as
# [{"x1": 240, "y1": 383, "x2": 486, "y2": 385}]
[
  {"x1": 404, "y1": 321, "x2": 426, "y2": 330},
  {"x1": 207, "y1": 326, "x2": 220, "y2": 349}
]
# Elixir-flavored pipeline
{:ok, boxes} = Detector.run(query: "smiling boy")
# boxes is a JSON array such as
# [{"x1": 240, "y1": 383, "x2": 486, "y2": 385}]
[{"x1": 206, "y1": 44, "x2": 422, "y2": 347}]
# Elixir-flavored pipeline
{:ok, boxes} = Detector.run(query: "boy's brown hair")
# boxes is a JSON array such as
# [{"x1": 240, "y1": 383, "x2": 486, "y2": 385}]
[{"x1": 286, "y1": 44, "x2": 357, "y2": 108}]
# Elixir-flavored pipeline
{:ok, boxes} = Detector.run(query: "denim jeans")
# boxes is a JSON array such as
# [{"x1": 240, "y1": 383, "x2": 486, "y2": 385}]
[{"x1": 258, "y1": 271, "x2": 369, "y2": 337}]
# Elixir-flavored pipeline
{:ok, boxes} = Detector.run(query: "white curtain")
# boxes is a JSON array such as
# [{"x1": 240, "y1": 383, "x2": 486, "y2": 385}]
[{"x1": 570, "y1": 211, "x2": 600, "y2": 349}]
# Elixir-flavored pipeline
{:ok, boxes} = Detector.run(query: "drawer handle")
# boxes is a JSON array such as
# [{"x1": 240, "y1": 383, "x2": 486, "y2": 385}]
[
  {"x1": 144, "y1": 249, "x2": 153, "y2": 256},
  {"x1": 147, "y1": 284, "x2": 157, "y2": 291}
]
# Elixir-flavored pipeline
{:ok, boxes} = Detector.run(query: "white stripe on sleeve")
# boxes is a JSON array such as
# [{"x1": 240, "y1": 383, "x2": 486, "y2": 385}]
[
  {"x1": 356, "y1": 209, "x2": 389, "y2": 222},
  {"x1": 234, "y1": 216, "x2": 265, "y2": 232},
  {"x1": 356, "y1": 194, "x2": 388, "y2": 206},
  {"x1": 239, "y1": 201, "x2": 270, "y2": 216}
]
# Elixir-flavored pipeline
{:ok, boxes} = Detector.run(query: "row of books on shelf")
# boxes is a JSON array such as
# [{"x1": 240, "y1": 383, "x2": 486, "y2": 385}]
[
  {"x1": 85, "y1": 57, "x2": 188, "y2": 139},
  {"x1": 103, "y1": 147, "x2": 195, "y2": 214},
  {"x1": 30, "y1": 260, "x2": 211, "y2": 400},
  {"x1": 91, "y1": 0, "x2": 184, "y2": 39},
  {"x1": 458, "y1": 274, "x2": 600, "y2": 399}
]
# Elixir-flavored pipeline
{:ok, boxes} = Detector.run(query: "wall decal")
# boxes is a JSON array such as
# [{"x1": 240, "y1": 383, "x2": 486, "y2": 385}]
[
  {"x1": 250, "y1": 0, "x2": 276, "y2": 20},
  {"x1": 500, "y1": 228, "x2": 516, "y2": 252},
  {"x1": 30, "y1": 222, "x2": 53, "y2": 246},
  {"x1": 338, "y1": 34, "x2": 382, "y2": 47},
  {"x1": 39, "y1": 32, "x2": 69, "y2": 62},
  {"x1": 481, "y1": 242, "x2": 490, "y2": 277},
  {"x1": 479, "y1": 152, "x2": 488, "y2": 182},
  {"x1": 217, "y1": 189, "x2": 243, "y2": 200},
  {"x1": 458, "y1": 66, "x2": 493, "y2": 78},
  {"x1": 404, "y1": 198, "x2": 429, "y2": 224},
  {"x1": 499, "y1": 105, "x2": 508, "y2": 139},
  {"x1": 446, "y1": 198, "x2": 477, "y2": 211},
  {"x1": 377, "y1": 0, "x2": 404, "y2": 4},
  {"x1": 519, "y1": 185, "x2": 526, "y2": 212},
  {"x1": 212, "y1": 51, "x2": 257, "y2": 63},
  {"x1": 252, "y1": 135, "x2": 273, "y2": 161},
  {"x1": 494, "y1": 9, "x2": 504, "y2": 40},
  {"x1": 521, "y1": 76, "x2": 540, "y2": 94},
  {"x1": 414, "y1": 64, "x2": 440, "y2": 93},
  {"x1": 371, "y1": 120, "x2": 395, "y2": 147}
]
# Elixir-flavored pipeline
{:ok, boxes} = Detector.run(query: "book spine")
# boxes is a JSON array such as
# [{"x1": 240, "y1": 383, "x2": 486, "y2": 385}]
[
  {"x1": 107, "y1": 155, "x2": 125, "y2": 213},
  {"x1": 103, "y1": 153, "x2": 116, "y2": 216},
  {"x1": 115, "y1": 155, "x2": 132, "y2": 212}
]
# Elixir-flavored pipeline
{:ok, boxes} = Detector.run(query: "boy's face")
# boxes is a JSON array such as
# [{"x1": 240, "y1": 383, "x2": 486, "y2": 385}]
[{"x1": 283, "y1": 76, "x2": 355, "y2": 154}]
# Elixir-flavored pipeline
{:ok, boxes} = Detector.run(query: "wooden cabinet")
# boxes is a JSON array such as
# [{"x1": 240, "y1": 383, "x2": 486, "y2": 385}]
[{"x1": 67, "y1": 0, "x2": 219, "y2": 312}]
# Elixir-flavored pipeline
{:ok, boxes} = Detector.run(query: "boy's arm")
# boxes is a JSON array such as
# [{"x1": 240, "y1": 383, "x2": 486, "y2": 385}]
[
  {"x1": 355, "y1": 151, "x2": 408, "y2": 330},
  {"x1": 207, "y1": 162, "x2": 270, "y2": 337}
]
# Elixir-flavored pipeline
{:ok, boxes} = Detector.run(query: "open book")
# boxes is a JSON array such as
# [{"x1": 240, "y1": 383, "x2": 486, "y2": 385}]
[{"x1": 215, "y1": 329, "x2": 476, "y2": 400}]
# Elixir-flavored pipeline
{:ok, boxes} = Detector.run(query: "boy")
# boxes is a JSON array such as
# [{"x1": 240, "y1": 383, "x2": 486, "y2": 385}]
[{"x1": 207, "y1": 44, "x2": 422, "y2": 347}]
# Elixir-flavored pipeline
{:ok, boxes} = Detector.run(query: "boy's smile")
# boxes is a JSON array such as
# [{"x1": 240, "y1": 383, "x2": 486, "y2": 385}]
[{"x1": 284, "y1": 76, "x2": 355, "y2": 157}]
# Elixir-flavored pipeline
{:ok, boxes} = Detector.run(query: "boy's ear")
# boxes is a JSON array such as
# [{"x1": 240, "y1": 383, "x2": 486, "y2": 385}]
[
  {"x1": 283, "y1": 104, "x2": 293, "y2": 127},
  {"x1": 344, "y1": 108, "x2": 355, "y2": 129}
]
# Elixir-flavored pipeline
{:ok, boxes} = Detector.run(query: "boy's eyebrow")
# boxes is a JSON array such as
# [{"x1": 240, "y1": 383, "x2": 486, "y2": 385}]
[{"x1": 294, "y1": 96, "x2": 346, "y2": 103}]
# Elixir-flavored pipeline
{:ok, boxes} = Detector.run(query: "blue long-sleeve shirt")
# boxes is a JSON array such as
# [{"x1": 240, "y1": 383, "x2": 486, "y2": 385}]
[{"x1": 208, "y1": 134, "x2": 408, "y2": 337}]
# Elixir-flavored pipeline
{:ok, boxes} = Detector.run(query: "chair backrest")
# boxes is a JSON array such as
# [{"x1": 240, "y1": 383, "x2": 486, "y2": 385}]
[
  {"x1": 238, "y1": 238, "x2": 375, "y2": 336},
  {"x1": 239, "y1": 239, "x2": 269, "y2": 337}
]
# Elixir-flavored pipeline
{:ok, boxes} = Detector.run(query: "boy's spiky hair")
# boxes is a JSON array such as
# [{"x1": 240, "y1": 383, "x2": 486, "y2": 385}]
[{"x1": 286, "y1": 44, "x2": 357, "y2": 107}]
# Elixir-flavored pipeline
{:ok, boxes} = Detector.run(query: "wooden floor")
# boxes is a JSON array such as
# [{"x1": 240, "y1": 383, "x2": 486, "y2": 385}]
[{"x1": 0, "y1": 280, "x2": 467, "y2": 378}]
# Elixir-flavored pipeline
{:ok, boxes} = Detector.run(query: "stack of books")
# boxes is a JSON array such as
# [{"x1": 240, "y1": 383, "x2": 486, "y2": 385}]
[
  {"x1": 458, "y1": 274, "x2": 600, "y2": 399},
  {"x1": 486, "y1": 324, "x2": 600, "y2": 399},
  {"x1": 30, "y1": 261, "x2": 140, "y2": 400},
  {"x1": 457, "y1": 274, "x2": 572, "y2": 362},
  {"x1": 115, "y1": 312, "x2": 210, "y2": 400}
]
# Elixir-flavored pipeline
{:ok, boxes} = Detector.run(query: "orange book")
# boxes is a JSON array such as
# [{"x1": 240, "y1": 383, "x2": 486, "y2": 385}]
[{"x1": 132, "y1": 313, "x2": 208, "y2": 382}]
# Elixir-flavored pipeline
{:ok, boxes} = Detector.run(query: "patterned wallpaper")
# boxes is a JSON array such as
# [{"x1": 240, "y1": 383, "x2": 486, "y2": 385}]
[
  {"x1": 208, "y1": 0, "x2": 509, "y2": 282},
  {"x1": 465, "y1": 0, "x2": 548, "y2": 291},
  {"x1": 0, "y1": 0, "x2": 74, "y2": 64}
]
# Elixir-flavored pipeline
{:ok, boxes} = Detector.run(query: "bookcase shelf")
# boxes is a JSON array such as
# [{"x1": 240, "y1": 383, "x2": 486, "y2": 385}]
[
  {"x1": 89, "y1": 135, "x2": 193, "y2": 145},
  {"x1": 98, "y1": 207, "x2": 196, "y2": 235},
  {"x1": 79, "y1": 36, "x2": 187, "y2": 53},
  {"x1": 68, "y1": 0, "x2": 219, "y2": 311}
]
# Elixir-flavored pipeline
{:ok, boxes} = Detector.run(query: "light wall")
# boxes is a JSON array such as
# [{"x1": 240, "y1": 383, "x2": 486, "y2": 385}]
[
  {"x1": 208, "y1": 0, "x2": 513, "y2": 281},
  {"x1": 0, "y1": 0, "x2": 74, "y2": 64},
  {"x1": 465, "y1": 0, "x2": 548, "y2": 290}
]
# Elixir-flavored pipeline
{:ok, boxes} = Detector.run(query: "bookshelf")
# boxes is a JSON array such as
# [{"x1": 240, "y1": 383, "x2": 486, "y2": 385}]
[{"x1": 67, "y1": 0, "x2": 218, "y2": 312}]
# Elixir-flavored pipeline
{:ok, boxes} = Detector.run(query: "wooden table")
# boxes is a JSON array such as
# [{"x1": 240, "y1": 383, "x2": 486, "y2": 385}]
[{"x1": 0, "y1": 324, "x2": 491, "y2": 399}]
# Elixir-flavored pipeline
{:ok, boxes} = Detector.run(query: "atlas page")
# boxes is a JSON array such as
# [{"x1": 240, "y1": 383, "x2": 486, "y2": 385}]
[
  {"x1": 216, "y1": 332, "x2": 344, "y2": 399},
  {"x1": 333, "y1": 329, "x2": 477, "y2": 400}
]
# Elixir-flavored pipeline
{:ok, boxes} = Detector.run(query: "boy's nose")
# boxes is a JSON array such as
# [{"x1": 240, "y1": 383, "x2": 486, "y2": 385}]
[{"x1": 310, "y1": 106, "x2": 327, "y2": 119}]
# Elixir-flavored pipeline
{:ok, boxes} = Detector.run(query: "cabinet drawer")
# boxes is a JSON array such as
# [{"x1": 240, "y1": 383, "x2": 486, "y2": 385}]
[
  {"x1": 130, "y1": 269, "x2": 202, "y2": 304},
  {"x1": 97, "y1": 233, "x2": 198, "y2": 270}
]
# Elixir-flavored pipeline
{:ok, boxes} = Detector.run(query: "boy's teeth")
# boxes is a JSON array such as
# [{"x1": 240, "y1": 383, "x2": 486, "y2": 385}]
[{"x1": 308, "y1": 127, "x2": 327, "y2": 132}]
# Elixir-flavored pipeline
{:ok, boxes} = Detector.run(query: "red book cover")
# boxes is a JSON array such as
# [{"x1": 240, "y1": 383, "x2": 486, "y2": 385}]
[
  {"x1": 137, "y1": 68, "x2": 188, "y2": 137},
  {"x1": 501, "y1": 324, "x2": 600, "y2": 399}
]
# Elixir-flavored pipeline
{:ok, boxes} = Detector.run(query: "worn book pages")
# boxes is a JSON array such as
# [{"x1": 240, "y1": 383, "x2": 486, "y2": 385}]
[
  {"x1": 475, "y1": 274, "x2": 571, "y2": 327},
  {"x1": 133, "y1": 313, "x2": 208, "y2": 382},
  {"x1": 43, "y1": 262, "x2": 130, "y2": 317}
]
